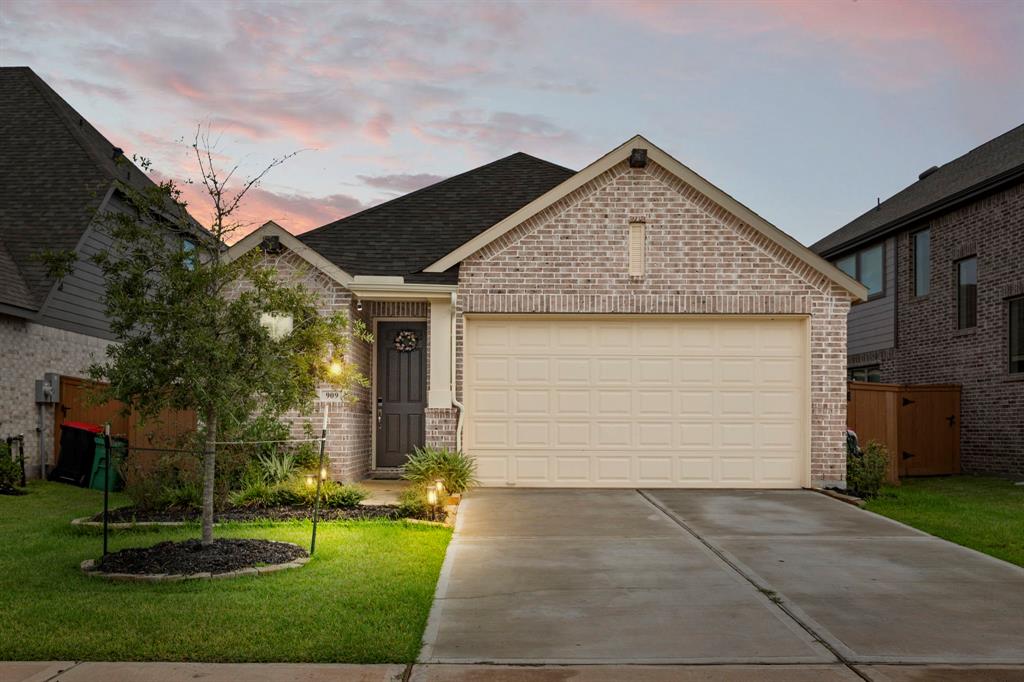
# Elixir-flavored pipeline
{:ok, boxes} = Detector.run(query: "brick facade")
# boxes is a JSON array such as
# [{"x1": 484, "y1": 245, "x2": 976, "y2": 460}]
[
  {"x1": 246, "y1": 250, "x2": 374, "y2": 480},
  {"x1": 456, "y1": 160, "x2": 853, "y2": 486},
  {"x1": 0, "y1": 315, "x2": 111, "y2": 474},
  {"x1": 882, "y1": 182, "x2": 1024, "y2": 476}
]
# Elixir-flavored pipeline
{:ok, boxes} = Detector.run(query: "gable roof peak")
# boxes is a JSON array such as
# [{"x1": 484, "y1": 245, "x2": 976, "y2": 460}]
[{"x1": 424, "y1": 135, "x2": 867, "y2": 300}]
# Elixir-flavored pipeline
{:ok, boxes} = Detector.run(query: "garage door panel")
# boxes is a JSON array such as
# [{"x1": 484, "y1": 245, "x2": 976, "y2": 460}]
[
  {"x1": 679, "y1": 421, "x2": 714, "y2": 448},
  {"x1": 465, "y1": 317, "x2": 806, "y2": 488},
  {"x1": 637, "y1": 422, "x2": 673, "y2": 448},
  {"x1": 679, "y1": 391, "x2": 714, "y2": 417},
  {"x1": 596, "y1": 358, "x2": 631, "y2": 383},
  {"x1": 555, "y1": 358, "x2": 591, "y2": 383},
  {"x1": 514, "y1": 421, "x2": 550, "y2": 447},
  {"x1": 596, "y1": 390, "x2": 632, "y2": 416},
  {"x1": 678, "y1": 358, "x2": 714, "y2": 385},
  {"x1": 473, "y1": 389, "x2": 508, "y2": 415},
  {"x1": 513, "y1": 358, "x2": 550, "y2": 383},
  {"x1": 555, "y1": 422, "x2": 590, "y2": 447},
  {"x1": 718, "y1": 358, "x2": 757, "y2": 385},
  {"x1": 555, "y1": 456, "x2": 590, "y2": 482},
  {"x1": 678, "y1": 456, "x2": 715, "y2": 483},
  {"x1": 759, "y1": 358, "x2": 802, "y2": 385},
  {"x1": 636, "y1": 357, "x2": 673, "y2": 384},
  {"x1": 595, "y1": 422, "x2": 632, "y2": 447},
  {"x1": 473, "y1": 357, "x2": 509, "y2": 382},
  {"x1": 759, "y1": 390, "x2": 800, "y2": 418},
  {"x1": 637, "y1": 456, "x2": 673, "y2": 483},
  {"x1": 638, "y1": 390, "x2": 673, "y2": 416},
  {"x1": 513, "y1": 389, "x2": 549, "y2": 414},
  {"x1": 596, "y1": 456, "x2": 632, "y2": 483}
]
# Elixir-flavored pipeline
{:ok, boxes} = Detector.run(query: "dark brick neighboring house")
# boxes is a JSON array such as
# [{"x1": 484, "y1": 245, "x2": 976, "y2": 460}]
[{"x1": 812, "y1": 124, "x2": 1024, "y2": 477}]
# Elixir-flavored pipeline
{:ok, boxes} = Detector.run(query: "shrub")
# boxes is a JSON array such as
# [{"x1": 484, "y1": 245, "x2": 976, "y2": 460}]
[
  {"x1": 254, "y1": 452, "x2": 298, "y2": 484},
  {"x1": 847, "y1": 440, "x2": 888, "y2": 499},
  {"x1": 1, "y1": 442, "x2": 22, "y2": 491},
  {"x1": 402, "y1": 446, "x2": 478, "y2": 495},
  {"x1": 397, "y1": 487, "x2": 429, "y2": 517},
  {"x1": 227, "y1": 478, "x2": 368, "y2": 509},
  {"x1": 120, "y1": 452, "x2": 201, "y2": 511},
  {"x1": 228, "y1": 479, "x2": 277, "y2": 508},
  {"x1": 284, "y1": 479, "x2": 370, "y2": 508},
  {"x1": 160, "y1": 481, "x2": 203, "y2": 510}
]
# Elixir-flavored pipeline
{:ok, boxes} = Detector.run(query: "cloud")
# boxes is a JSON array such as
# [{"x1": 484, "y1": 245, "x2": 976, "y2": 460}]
[
  {"x1": 594, "y1": 0, "x2": 1015, "y2": 92},
  {"x1": 414, "y1": 110, "x2": 582, "y2": 157},
  {"x1": 178, "y1": 181, "x2": 368, "y2": 240},
  {"x1": 357, "y1": 172, "x2": 446, "y2": 193}
]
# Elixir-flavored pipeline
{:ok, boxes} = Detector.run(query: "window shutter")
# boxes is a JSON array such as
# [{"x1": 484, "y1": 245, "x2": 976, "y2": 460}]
[{"x1": 628, "y1": 223, "x2": 645, "y2": 277}]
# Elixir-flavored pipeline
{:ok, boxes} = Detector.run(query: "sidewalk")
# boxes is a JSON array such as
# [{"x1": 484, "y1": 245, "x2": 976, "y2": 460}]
[{"x1": 5, "y1": 662, "x2": 1024, "y2": 682}]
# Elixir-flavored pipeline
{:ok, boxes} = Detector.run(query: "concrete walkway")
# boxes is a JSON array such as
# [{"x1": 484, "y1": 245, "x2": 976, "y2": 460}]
[
  {"x1": 421, "y1": 488, "x2": 1024, "y2": 669},
  {"x1": 6, "y1": 662, "x2": 1024, "y2": 681}
]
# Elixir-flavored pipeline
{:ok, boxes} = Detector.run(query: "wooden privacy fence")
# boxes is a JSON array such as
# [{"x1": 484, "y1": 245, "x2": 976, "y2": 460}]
[
  {"x1": 54, "y1": 376, "x2": 197, "y2": 463},
  {"x1": 846, "y1": 382, "x2": 961, "y2": 483}
]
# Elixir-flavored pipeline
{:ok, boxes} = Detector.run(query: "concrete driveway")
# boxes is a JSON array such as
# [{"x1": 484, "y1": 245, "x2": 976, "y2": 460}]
[{"x1": 420, "y1": 489, "x2": 1024, "y2": 669}]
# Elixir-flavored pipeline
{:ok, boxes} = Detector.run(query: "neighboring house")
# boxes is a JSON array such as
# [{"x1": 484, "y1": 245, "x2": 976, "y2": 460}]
[
  {"x1": 812, "y1": 124, "x2": 1024, "y2": 477},
  {"x1": 229, "y1": 137, "x2": 866, "y2": 489},
  {"x1": 0, "y1": 66, "x2": 196, "y2": 474}
]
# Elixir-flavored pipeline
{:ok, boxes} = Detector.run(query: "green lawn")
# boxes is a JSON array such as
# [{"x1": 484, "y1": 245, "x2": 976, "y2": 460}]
[
  {"x1": 0, "y1": 482, "x2": 451, "y2": 662},
  {"x1": 865, "y1": 475, "x2": 1024, "y2": 568}
]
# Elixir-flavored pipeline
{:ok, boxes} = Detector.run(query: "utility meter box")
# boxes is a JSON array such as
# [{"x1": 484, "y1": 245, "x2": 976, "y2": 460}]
[{"x1": 34, "y1": 373, "x2": 60, "y2": 404}]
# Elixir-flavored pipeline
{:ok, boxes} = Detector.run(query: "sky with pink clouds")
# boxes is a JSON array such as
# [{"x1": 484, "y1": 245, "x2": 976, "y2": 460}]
[{"x1": 2, "y1": 0, "x2": 1022, "y2": 245}]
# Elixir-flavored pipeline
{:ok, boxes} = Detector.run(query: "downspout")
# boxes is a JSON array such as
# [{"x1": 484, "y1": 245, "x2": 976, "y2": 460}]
[{"x1": 449, "y1": 292, "x2": 465, "y2": 451}]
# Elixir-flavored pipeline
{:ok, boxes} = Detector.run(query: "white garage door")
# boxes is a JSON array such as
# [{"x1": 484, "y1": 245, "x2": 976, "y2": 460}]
[{"x1": 464, "y1": 316, "x2": 808, "y2": 488}]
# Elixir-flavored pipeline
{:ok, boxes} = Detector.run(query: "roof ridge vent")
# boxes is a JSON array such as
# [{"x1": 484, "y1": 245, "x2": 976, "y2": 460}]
[{"x1": 918, "y1": 165, "x2": 940, "y2": 181}]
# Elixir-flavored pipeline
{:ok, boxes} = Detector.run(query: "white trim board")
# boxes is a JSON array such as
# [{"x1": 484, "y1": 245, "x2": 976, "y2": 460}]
[{"x1": 224, "y1": 221, "x2": 354, "y2": 286}]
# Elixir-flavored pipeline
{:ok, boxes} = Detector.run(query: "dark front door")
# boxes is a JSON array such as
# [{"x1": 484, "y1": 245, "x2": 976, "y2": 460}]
[{"x1": 375, "y1": 321, "x2": 427, "y2": 468}]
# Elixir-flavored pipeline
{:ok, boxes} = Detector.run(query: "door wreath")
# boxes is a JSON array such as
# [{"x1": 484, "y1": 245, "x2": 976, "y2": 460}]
[{"x1": 394, "y1": 330, "x2": 419, "y2": 352}]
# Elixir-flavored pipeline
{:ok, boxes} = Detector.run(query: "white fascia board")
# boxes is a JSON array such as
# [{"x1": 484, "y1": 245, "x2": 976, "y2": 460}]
[{"x1": 224, "y1": 221, "x2": 353, "y2": 285}]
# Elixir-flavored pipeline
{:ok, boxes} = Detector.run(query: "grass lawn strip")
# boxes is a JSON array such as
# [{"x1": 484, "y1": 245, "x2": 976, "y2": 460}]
[
  {"x1": 865, "y1": 475, "x2": 1024, "y2": 568},
  {"x1": 0, "y1": 481, "x2": 451, "y2": 663}
]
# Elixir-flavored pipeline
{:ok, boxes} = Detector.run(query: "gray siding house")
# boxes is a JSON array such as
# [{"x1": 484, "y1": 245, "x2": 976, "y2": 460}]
[
  {"x1": 812, "y1": 124, "x2": 1024, "y2": 475},
  {"x1": 0, "y1": 66, "x2": 195, "y2": 474}
]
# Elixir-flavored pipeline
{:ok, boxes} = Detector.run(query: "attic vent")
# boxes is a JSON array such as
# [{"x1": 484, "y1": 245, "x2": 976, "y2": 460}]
[
  {"x1": 918, "y1": 165, "x2": 939, "y2": 180},
  {"x1": 629, "y1": 148, "x2": 648, "y2": 168},
  {"x1": 260, "y1": 235, "x2": 283, "y2": 254},
  {"x1": 628, "y1": 223, "x2": 645, "y2": 277}
]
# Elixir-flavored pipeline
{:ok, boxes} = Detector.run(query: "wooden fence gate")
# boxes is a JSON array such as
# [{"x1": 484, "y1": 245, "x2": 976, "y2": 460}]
[
  {"x1": 846, "y1": 382, "x2": 961, "y2": 482},
  {"x1": 54, "y1": 376, "x2": 196, "y2": 462}
]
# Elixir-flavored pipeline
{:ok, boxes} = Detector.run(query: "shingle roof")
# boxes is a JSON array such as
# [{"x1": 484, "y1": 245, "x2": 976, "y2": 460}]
[
  {"x1": 0, "y1": 66, "x2": 161, "y2": 311},
  {"x1": 812, "y1": 123, "x2": 1024, "y2": 257},
  {"x1": 296, "y1": 152, "x2": 575, "y2": 283}
]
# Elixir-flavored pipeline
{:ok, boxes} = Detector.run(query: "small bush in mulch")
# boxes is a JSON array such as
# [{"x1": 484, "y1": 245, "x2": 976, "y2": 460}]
[
  {"x1": 95, "y1": 539, "x2": 307, "y2": 576},
  {"x1": 88, "y1": 503, "x2": 437, "y2": 524}
]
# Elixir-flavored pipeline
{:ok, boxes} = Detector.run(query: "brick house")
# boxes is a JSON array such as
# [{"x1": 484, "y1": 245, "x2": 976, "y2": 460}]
[
  {"x1": 811, "y1": 124, "x2": 1024, "y2": 476},
  {"x1": 0, "y1": 67, "x2": 199, "y2": 475},
  {"x1": 229, "y1": 137, "x2": 866, "y2": 489}
]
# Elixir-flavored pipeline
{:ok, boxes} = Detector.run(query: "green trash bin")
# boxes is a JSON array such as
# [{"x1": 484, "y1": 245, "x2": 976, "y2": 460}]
[{"x1": 89, "y1": 436, "x2": 126, "y2": 492}]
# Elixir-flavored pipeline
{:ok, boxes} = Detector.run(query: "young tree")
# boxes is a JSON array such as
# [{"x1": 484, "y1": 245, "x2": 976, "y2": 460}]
[{"x1": 63, "y1": 129, "x2": 369, "y2": 544}]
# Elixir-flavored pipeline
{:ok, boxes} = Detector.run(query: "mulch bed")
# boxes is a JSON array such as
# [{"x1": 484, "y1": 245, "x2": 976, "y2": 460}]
[
  {"x1": 89, "y1": 504, "x2": 431, "y2": 524},
  {"x1": 95, "y1": 538, "x2": 307, "y2": 576}
]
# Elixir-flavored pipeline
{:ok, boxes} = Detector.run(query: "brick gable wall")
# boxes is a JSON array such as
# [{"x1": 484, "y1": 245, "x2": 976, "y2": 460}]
[{"x1": 456, "y1": 160, "x2": 853, "y2": 485}]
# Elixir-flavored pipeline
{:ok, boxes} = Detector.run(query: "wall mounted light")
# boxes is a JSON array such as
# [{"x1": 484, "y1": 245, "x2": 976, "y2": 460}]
[{"x1": 356, "y1": 298, "x2": 363, "y2": 313}]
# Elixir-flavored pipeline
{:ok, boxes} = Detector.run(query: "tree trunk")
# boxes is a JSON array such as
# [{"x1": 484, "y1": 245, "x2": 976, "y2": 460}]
[{"x1": 201, "y1": 410, "x2": 217, "y2": 545}]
